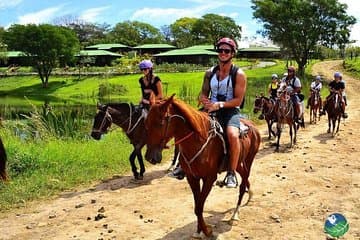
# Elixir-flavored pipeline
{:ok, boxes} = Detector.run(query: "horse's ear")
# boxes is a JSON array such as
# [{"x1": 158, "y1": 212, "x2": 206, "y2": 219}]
[
  {"x1": 97, "y1": 102, "x2": 102, "y2": 109},
  {"x1": 260, "y1": 93, "x2": 264, "y2": 97},
  {"x1": 160, "y1": 94, "x2": 175, "y2": 112}
]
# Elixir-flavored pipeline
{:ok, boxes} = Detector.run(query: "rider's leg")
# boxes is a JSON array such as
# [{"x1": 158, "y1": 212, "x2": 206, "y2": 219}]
[
  {"x1": 342, "y1": 100, "x2": 348, "y2": 118},
  {"x1": 225, "y1": 126, "x2": 240, "y2": 188},
  {"x1": 343, "y1": 95, "x2": 347, "y2": 106},
  {"x1": 320, "y1": 99, "x2": 327, "y2": 115}
]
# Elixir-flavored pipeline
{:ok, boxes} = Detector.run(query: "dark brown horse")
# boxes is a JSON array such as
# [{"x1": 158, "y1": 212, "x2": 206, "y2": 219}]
[
  {"x1": 325, "y1": 91, "x2": 343, "y2": 136},
  {"x1": 275, "y1": 91, "x2": 298, "y2": 151},
  {"x1": 144, "y1": 95, "x2": 261, "y2": 238},
  {"x1": 309, "y1": 90, "x2": 321, "y2": 124},
  {"x1": 0, "y1": 136, "x2": 8, "y2": 181},
  {"x1": 91, "y1": 103, "x2": 179, "y2": 180},
  {"x1": 253, "y1": 95, "x2": 277, "y2": 139}
]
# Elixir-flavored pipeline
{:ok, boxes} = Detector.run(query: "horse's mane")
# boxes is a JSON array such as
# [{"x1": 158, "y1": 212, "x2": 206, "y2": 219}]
[{"x1": 171, "y1": 98, "x2": 210, "y2": 140}]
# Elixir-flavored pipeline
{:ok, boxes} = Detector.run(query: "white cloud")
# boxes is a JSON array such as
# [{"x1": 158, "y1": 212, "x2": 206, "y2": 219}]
[
  {"x1": 131, "y1": 2, "x2": 232, "y2": 26},
  {"x1": 18, "y1": 6, "x2": 63, "y2": 25},
  {"x1": 0, "y1": 0, "x2": 22, "y2": 9},
  {"x1": 79, "y1": 6, "x2": 110, "y2": 23}
]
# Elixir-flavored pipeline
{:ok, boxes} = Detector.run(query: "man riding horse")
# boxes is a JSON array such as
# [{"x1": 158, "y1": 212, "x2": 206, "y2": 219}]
[{"x1": 320, "y1": 72, "x2": 348, "y2": 119}]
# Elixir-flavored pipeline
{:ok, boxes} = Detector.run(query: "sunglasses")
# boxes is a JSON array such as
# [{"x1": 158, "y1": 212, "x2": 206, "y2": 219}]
[
  {"x1": 140, "y1": 68, "x2": 149, "y2": 71},
  {"x1": 217, "y1": 48, "x2": 232, "y2": 54}
]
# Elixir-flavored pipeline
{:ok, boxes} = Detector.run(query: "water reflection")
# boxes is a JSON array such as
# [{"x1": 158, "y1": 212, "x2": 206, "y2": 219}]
[{"x1": 0, "y1": 96, "x2": 130, "y2": 120}]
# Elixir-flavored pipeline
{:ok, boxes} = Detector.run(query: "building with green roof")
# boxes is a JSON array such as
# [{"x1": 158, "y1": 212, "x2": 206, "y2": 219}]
[
  {"x1": 85, "y1": 43, "x2": 131, "y2": 53},
  {"x1": 75, "y1": 50, "x2": 122, "y2": 66},
  {"x1": 154, "y1": 46, "x2": 217, "y2": 65},
  {"x1": 133, "y1": 44, "x2": 176, "y2": 55}
]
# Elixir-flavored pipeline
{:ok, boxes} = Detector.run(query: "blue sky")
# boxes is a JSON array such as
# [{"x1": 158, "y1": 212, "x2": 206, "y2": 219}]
[{"x1": 0, "y1": 0, "x2": 359, "y2": 45}]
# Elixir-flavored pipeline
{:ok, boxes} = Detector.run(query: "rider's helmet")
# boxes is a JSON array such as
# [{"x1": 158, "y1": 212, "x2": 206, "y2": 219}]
[
  {"x1": 139, "y1": 60, "x2": 153, "y2": 70},
  {"x1": 271, "y1": 74, "x2": 278, "y2": 79},
  {"x1": 334, "y1": 72, "x2": 342, "y2": 79},
  {"x1": 315, "y1": 75, "x2": 321, "y2": 81},
  {"x1": 287, "y1": 66, "x2": 296, "y2": 73},
  {"x1": 215, "y1": 37, "x2": 237, "y2": 53}
]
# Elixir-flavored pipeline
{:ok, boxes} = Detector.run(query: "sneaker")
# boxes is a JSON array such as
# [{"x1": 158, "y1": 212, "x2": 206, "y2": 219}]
[
  {"x1": 225, "y1": 172, "x2": 237, "y2": 188},
  {"x1": 168, "y1": 166, "x2": 185, "y2": 180}
]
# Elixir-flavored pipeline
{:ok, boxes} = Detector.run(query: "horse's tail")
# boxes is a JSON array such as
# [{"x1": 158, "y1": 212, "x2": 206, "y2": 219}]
[{"x1": 0, "y1": 137, "x2": 8, "y2": 182}]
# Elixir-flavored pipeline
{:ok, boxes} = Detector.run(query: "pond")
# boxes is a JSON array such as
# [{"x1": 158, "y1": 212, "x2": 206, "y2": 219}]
[{"x1": 0, "y1": 95, "x2": 130, "y2": 120}]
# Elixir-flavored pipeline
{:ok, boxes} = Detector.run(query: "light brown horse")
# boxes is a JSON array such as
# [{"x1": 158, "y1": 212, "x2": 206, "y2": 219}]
[
  {"x1": 0, "y1": 136, "x2": 8, "y2": 181},
  {"x1": 309, "y1": 90, "x2": 321, "y2": 124},
  {"x1": 144, "y1": 95, "x2": 261, "y2": 238}
]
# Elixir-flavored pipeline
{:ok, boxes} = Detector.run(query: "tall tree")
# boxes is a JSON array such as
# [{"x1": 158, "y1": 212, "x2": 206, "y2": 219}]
[
  {"x1": 170, "y1": 17, "x2": 198, "y2": 48},
  {"x1": 251, "y1": 0, "x2": 356, "y2": 75},
  {"x1": 4, "y1": 24, "x2": 79, "y2": 88},
  {"x1": 109, "y1": 21, "x2": 164, "y2": 46},
  {"x1": 191, "y1": 14, "x2": 242, "y2": 45},
  {"x1": 53, "y1": 15, "x2": 111, "y2": 47}
]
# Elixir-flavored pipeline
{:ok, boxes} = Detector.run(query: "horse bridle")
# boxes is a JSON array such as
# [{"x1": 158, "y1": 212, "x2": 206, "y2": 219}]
[
  {"x1": 158, "y1": 111, "x2": 186, "y2": 148},
  {"x1": 157, "y1": 109, "x2": 226, "y2": 176},
  {"x1": 92, "y1": 108, "x2": 112, "y2": 134},
  {"x1": 255, "y1": 97, "x2": 275, "y2": 116},
  {"x1": 92, "y1": 104, "x2": 144, "y2": 135}
]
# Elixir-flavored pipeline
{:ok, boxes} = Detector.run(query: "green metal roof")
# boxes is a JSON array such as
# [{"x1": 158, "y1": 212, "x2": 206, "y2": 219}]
[
  {"x1": 0, "y1": 51, "x2": 26, "y2": 57},
  {"x1": 85, "y1": 43, "x2": 129, "y2": 50},
  {"x1": 76, "y1": 50, "x2": 122, "y2": 57},
  {"x1": 154, "y1": 49, "x2": 217, "y2": 57},
  {"x1": 133, "y1": 44, "x2": 176, "y2": 49},
  {"x1": 239, "y1": 47, "x2": 280, "y2": 52},
  {"x1": 184, "y1": 45, "x2": 214, "y2": 50}
]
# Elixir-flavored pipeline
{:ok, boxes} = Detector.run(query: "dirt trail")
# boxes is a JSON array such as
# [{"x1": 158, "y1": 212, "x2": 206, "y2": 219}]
[{"x1": 0, "y1": 60, "x2": 359, "y2": 240}]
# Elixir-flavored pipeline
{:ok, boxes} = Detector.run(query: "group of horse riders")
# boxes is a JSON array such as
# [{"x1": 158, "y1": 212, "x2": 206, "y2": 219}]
[
  {"x1": 265, "y1": 69, "x2": 348, "y2": 122},
  {"x1": 136, "y1": 36, "x2": 348, "y2": 187}
]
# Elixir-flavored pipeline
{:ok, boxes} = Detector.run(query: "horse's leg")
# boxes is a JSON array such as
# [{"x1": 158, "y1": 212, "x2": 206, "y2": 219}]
[
  {"x1": 310, "y1": 107, "x2": 313, "y2": 124},
  {"x1": 231, "y1": 166, "x2": 248, "y2": 223},
  {"x1": 267, "y1": 120, "x2": 272, "y2": 140},
  {"x1": 187, "y1": 175, "x2": 215, "y2": 238},
  {"x1": 289, "y1": 122, "x2": 293, "y2": 147},
  {"x1": 327, "y1": 115, "x2": 331, "y2": 133},
  {"x1": 275, "y1": 123, "x2": 281, "y2": 151},
  {"x1": 129, "y1": 148, "x2": 139, "y2": 180},
  {"x1": 136, "y1": 148, "x2": 145, "y2": 179},
  {"x1": 293, "y1": 122, "x2": 297, "y2": 144},
  {"x1": 336, "y1": 115, "x2": 341, "y2": 134}
]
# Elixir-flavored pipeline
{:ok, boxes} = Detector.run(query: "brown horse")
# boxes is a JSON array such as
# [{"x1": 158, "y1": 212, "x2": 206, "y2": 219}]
[
  {"x1": 325, "y1": 91, "x2": 343, "y2": 136},
  {"x1": 91, "y1": 103, "x2": 179, "y2": 180},
  {"x1": 144, "y1": 95, "x2": 261, "y2": 238},
  {"x1": 309, "y1": 90, "x2": 321, "y2": 124},
  {"x1": 275, "y1": 91, "x2": 299, "y2": 151},
  {"x1": 253, "y1": 95, "x2": 277, "y2": 139},
  {"x1": 0, "y1": 136, "x2": 8, "y2": 181}
]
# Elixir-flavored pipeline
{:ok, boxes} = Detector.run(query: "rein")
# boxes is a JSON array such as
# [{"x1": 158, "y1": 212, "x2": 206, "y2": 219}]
[
  {"x1": 92, "y1": 109, "x2": 112, "y2": 133},
  {"x1": 159, "y1": 110, "x2": 226, "y2": 177}
]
